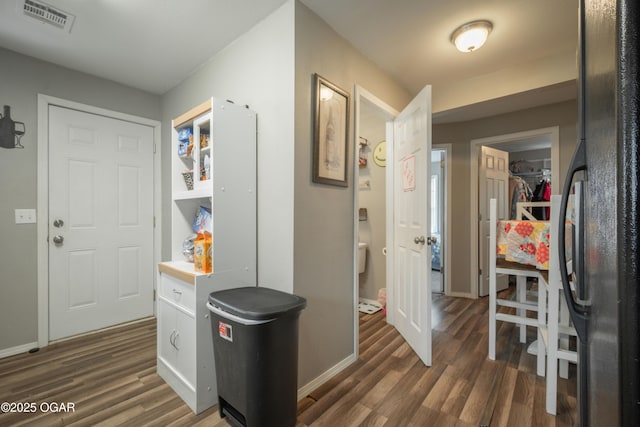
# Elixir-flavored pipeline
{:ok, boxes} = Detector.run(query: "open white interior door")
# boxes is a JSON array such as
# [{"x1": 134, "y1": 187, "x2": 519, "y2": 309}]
[
  {"x1": 478, "y1": 146, "x2": 509, "y2": 297},
  {"x1": 386, "y1": 86, "x2": 432, "y2": 366}
]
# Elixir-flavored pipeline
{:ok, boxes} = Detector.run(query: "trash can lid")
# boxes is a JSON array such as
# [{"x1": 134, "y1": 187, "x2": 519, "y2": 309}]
[{"x1": 208, "y1": 287, "x2": 307, "y2": 321}]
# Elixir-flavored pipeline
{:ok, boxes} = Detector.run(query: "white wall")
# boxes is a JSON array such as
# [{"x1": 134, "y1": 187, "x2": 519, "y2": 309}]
[{"x1": 161, "y1": 1, "x2": 296, "y2": 294}]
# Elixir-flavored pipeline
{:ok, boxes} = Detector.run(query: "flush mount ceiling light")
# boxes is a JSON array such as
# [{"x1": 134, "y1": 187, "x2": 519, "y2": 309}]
[{"x1": 451, "y1": 20, "x2": 493, "y2": 53}]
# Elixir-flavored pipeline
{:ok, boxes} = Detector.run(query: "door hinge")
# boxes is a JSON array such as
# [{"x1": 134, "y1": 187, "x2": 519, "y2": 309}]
[
  {"x1": 153, "y1": 143, "x2": 157, "y2": 154},
  {"x1": 478, "y1": 213, "x2": 482, "y2": 221},
  {"x1": 153, "y1": 216, "x2": 156, "y2": 228},
  {"x1": 479, "y1": 268, "x2": 483, "y2": 276},
  {"x1": 153, "y1": 289, "x2": 156, "y2": 301}
]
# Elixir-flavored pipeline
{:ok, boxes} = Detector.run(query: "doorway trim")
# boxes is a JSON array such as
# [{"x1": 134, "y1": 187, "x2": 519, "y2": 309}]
[
  {"x1": 36, "y1": 94, "x2": 162, "y2": 347},
  {"x1": 432, "y1": 143, "x2": 452, "y2": 295},
  {"x1": 353, "y1": 85, "x2": 398, "y2": 358},
  {"x1": 469, "y1": 126, "x2": 559, "y2": 299}
]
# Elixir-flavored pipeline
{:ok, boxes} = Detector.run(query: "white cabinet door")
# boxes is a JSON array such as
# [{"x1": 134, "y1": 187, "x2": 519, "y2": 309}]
[
  {"x1": 157, "y1": 298, "x2": 177, "y2": 368},
  {"x1": 175, "y1": 307, "x2": 196, "y2": 388},
  {"x1": 157, "y1": 280, "x2": 196, "y2": 391}
]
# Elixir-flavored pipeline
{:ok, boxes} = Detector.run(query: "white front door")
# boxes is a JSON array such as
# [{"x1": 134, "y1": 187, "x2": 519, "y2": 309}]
[
  {"x1": 387, "y1": 85, "x2": 432, "y2": 366},
  {"x1": 478, "y1": 146, "x2": 509, "y2": 297},
  {"x1": 48, "y1": 105, "x2": 155, "y2": 340}
]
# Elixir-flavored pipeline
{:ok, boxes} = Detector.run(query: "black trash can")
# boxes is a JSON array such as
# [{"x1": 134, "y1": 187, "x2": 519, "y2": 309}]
[{"x1": 207, "y1": 286, "x2": 306, "y2": 427}]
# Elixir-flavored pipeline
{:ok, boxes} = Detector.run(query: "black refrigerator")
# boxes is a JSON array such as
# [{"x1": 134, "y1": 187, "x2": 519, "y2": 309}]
[{"x1": 559, "y1": 0, "x2": 640, "y2": 426}]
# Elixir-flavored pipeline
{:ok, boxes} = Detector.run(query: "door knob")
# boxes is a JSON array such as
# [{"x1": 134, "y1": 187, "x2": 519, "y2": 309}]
[
  {"x1": 52, "y1": 235, "x2": 64, "y2": 245},
  {"x1": 414, "y1": 236, "x2": 425, "y2": 244},
  {"x1": 53, "y1": 219, "x2": 64, "y2": 228},
  {"x1": 427, "y1": 236, "x2": 438, "y2": 246}
]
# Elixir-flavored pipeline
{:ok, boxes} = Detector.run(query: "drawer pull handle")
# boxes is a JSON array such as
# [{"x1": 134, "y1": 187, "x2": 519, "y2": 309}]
[
  {"x1": 172, "y1": 289, "x2": 182, "y2": 295},
  {"x1": 169, "y1": 330, "x2": 179, "y2": 350}
]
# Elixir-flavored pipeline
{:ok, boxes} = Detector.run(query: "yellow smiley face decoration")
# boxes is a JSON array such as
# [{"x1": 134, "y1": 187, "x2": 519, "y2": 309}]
[{"x1": 373, "y1": 141, "x2": 386, "y2": 167}]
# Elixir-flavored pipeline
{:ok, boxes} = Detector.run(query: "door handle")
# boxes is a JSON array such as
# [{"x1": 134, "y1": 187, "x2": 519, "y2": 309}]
[
  {"x1": 53, "y1": 219, "x2": 64, "y2": 228},
  {"x1": 414, "y1": 236, "x2": 425, "y2": 244},
  {"x1": 52, "y1": 235, "x2": 64, "y2": 245},
  {"x1": 427, "y1": 236, "x2": 437, "y2": 246},
  {"x1": 558, "y1": 138, "x2": 588, "y2": 342}
]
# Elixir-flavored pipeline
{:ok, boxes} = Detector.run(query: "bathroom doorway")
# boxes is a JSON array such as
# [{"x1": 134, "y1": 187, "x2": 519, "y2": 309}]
[
  {"x1": 353, "y1": 86, "x2": 451, "y2": 348},
  {"x1": 354, "y1": 90, "x2": 394, "y2": 315}
]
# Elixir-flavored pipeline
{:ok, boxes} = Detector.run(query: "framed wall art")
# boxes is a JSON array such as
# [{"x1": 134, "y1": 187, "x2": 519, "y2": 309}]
[{"x1": 313, "y1": 73, "x2": 350, "y2": 186}]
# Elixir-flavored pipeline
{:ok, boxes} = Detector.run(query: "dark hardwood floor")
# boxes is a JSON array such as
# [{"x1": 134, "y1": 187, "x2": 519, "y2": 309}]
[{"x1": 0, "y1": 290, "x2": 576, "y2": 426}]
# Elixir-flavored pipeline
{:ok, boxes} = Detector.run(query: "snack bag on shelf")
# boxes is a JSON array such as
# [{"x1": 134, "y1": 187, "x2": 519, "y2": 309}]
[
  {"x1": 192, "y1": 206, "x2": 212, "y2": 233},
  {"x1": 178, "y1": 140, "x2": 188, "y2": 157},
  {"x1": 193, "y1": 231, "x2": 212, "y2": 273},
  {"x1": 177, "y1": 128, "x2": 193, "y2": 142},
  {"x1": 200, "y1": 133, "x2": 209, "y2": 149}
]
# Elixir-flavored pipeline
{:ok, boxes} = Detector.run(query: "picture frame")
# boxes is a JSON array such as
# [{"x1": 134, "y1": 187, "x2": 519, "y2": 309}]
[{"x1": 313, "y1": 73, "x2": 350, "y2": 186}]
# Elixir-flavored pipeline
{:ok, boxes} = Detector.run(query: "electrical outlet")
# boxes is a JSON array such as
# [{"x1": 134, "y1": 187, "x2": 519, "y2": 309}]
[{"x1": 15, "y1": 209, "x2": 36, "y2": 224}]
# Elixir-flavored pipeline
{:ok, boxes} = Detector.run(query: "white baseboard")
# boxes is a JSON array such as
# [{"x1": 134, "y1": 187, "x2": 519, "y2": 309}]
[
  {"x1": 0, "y1": 342, "x2": 38, "y2": 360},
  {"x1": 447, "y1": 291, "x2": 474, "y2": 299},
  {"x1": 297, "y1": 353, "x2": 357, "y2": 400}
]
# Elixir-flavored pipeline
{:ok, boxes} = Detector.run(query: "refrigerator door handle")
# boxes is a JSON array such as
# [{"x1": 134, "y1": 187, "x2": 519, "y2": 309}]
[{"x1": 558, "y1": 138, "x2": 589, "y2": 342}]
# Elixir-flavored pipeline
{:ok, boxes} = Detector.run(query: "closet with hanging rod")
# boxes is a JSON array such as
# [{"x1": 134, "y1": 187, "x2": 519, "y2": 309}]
[{"x1": 508, "y1": 154, "x2": 552, "y2": 220}]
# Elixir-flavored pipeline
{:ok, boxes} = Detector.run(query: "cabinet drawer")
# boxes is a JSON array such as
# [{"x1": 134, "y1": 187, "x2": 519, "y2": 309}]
[{"x1": 160, "y1": 273, "x2": 195, "y2": 313}]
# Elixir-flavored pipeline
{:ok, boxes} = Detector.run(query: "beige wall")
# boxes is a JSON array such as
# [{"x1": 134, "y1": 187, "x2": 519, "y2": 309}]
[
  {"x1": 434, "y1": 99, "x2": 578, "y2": 295},
  {"x1": 294, "y1": 2, "x2": 411, "y2": 385},
  {"x1": 432, "y1": 52, "x2": 576, "y2": 114}
]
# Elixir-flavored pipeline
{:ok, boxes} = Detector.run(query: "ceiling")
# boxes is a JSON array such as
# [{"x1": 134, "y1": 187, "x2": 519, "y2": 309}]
[{"x1": 0, "y1": 0, "x2": 578, "y2": 120}]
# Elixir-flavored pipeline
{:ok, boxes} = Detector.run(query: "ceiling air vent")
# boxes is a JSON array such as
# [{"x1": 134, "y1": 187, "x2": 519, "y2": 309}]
[{"x1": 21, "y1": 0, "x2": 75, "y2": 32}]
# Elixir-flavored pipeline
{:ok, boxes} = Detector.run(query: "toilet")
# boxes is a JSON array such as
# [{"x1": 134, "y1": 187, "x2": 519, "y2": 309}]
[{"x1": 358, "y1": 242, "x2": 367, "y2": 274}]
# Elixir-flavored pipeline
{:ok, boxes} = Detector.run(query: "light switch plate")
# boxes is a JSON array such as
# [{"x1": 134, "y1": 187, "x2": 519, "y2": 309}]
[{"x1": 15, "y1": 209, "x2": 36, "y2": 224}]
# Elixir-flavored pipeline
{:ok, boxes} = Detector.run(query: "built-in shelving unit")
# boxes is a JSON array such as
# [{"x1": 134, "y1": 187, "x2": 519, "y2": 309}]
[{"x1": 157, "y1": 98, "x2": 257, "y2": 414}]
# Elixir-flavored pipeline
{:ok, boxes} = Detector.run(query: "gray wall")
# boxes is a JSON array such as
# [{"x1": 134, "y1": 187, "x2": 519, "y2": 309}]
[
  {"x1": 294, "y1": 2, "x2": 411, "y2": 385},
  {"x1": 0, "y1": 47, "x2": 160, "y2": 353},
  {"x1": 0, "y1": 1, "x2": 578, "y2": 396},
  {"x1": 433, "y1": 99, "x2": 578, "y2": 295}
]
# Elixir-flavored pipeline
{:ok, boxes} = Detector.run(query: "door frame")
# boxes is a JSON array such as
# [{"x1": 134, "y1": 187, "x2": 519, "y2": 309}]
[
  {"x1": 352, "y1": 85, "x2": 398, "y2": 358},
  {"x1": 432, "y1": 143, "x2": 452, "y2": 295},
  {"x1": 469, "y1": 126, "x2": 559, "y2": 299},
  {"x1": 36, "y1": 94, "x2": 162, "y2": 347}
]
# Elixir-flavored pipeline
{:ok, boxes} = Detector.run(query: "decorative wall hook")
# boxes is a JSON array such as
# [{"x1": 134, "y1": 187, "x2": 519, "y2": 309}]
[{"x1": 0, "y1": 105, "x2": 26, "y2": 149}]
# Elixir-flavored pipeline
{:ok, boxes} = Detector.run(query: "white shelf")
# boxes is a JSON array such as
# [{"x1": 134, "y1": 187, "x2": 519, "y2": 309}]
[
  {"x1": 173, "y1": 181, "x2": 213, "y2": 201},
  {"x1": 160, "y1": 260, "x2": 208, "y2": 275},
  {"x1": 159, "y1": 98, "x2": 257, "y2": 415}
]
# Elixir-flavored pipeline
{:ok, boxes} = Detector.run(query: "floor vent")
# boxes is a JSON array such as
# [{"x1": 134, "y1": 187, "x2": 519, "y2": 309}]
[{"x1": 22, "y1": 0, "x2": 75, "y2": 32}]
